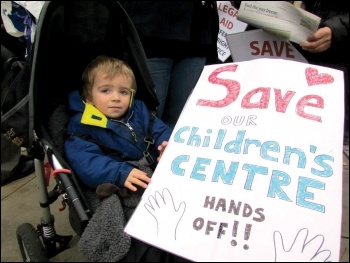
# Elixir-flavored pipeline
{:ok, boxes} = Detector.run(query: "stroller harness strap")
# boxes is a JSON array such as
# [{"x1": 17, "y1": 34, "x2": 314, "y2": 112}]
[
  {"x1": 68, "y1": 132, "x2": 155, "y2": 167},
  {"x1": 67, "y1": 110, "x2": 157, "y2": 167}
]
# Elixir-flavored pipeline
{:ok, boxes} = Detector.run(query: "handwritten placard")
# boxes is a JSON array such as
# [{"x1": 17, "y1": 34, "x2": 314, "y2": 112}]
[{"x1": 125, "y1": 59, "x2": 344, "y2": 262}]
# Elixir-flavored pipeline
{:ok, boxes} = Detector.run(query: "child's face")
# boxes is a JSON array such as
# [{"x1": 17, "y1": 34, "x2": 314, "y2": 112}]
[{"x1": 88, "y1": 71, "x2": 133, "y2": 119}]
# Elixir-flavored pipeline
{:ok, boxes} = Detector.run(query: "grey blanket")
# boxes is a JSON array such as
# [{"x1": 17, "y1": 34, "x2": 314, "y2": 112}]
[
  {"x1": 79, "y1": 194, "x2": 131, "y2": 262},
  {"x1": 78, "y1": 161, "x2": 153, "y2": 262}
]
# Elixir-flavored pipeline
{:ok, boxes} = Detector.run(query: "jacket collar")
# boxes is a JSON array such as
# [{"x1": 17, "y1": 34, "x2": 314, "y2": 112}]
[{"x1": 81, "y1": 102, "x2": 134, "y2": 128}]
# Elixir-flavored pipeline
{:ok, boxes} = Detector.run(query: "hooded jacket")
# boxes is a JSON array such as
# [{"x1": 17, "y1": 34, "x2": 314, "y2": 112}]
[{"x1": 64, "y1": 90, "x2": 173, "y2": 188}]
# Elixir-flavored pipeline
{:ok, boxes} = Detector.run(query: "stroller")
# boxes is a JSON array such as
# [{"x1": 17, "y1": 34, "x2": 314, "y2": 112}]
[{"x1": 9, "y1": 1, "x2": 164, "y2": 261}]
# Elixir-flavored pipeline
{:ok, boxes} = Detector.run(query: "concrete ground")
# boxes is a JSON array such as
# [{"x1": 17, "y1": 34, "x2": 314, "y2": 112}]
[{"x1": 1, "y1": 145, "x2": 349, "y2": 262}]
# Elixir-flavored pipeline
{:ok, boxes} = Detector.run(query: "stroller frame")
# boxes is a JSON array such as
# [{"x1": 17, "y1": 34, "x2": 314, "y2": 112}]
[{"x1": 15, "y1": 1, "x2": 159, "y2": 261}]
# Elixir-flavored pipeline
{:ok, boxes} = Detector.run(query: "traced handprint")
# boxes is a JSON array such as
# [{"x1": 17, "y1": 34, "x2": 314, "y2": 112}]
[
  {"x1": 273, "y1": 228, "x2": 331, "y2": 262},
  {"x1": 144, "y1": 188, "x2": 186, "y2": 240}
]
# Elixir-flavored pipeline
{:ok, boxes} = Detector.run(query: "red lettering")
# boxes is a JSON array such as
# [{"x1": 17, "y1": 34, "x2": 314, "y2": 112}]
[
  {"x1": 218, "y1": 3, "x2": 238, "y2": 18},
  {"x1": 219, "y1": 17, "x2": 226, "y2": 27},
  {"x1": 272, "y1": 41, "x2": 284, "y2": 57},
  {"x1": 230, "y1": 10, "x2": 238, "y2": 17},
  {"x1": 250, "y1": 41, "x2": 295, "y2": 58},
  {"x1": 261, "y1": 41, "x2": 273, "y2": 56},
  {"x1": 223, "y1": 4, "x2": 228, "y2": 13},
  {"x1": 250, "y1": 41, "x2": 260, "y2": 55},
  {"x1": 196, "y1": 65, "x2": 324, "y2": 122},
  {"x1": 219, "y1": 18, "x2": 233, "y2": 29},
  {"x1": 274, "y1": 89, "x2": 296, "y2": 112},
  {"x1": 218, "y1": 2, "x2": 224, "y2": 12},
  {"x1": 296, "y1": 95, "x2": 324, "y2": 122},
  {"x1": 242, "y1": 88, "x2": 270, "y2": 109},
  {"x1": 285, "y1": 43, "x2": 294, "y2": 58},
  {"x1": 197, "y1": 65, "x2": 239, "y2": 107}
]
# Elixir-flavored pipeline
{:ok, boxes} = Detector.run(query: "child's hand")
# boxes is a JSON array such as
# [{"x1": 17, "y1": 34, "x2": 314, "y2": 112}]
[
  {"x1": 124, "y1": 168, "x2": 151, "y2": 192},
  {"x1": 157, "y1": 141, "x2": 168, "y2": 162}
]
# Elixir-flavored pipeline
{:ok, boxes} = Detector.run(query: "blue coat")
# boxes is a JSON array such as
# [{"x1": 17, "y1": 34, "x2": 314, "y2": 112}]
[{"x1": 64, "y1": 90, "x2": 173, "y2": 188}]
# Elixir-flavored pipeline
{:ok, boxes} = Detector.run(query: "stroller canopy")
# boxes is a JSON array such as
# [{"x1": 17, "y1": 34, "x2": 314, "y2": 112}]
[{"x1": 31, "y1": 0, "x2": 158, "y2": 141}]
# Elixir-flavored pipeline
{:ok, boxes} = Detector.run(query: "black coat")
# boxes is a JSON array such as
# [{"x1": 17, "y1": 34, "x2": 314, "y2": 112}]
[
  {"x1": 119, "y1": 1, "x2": 219, "y2": 62},
  {"x1": 295, "y1": 1, "x2": 349, "y2": 65}
]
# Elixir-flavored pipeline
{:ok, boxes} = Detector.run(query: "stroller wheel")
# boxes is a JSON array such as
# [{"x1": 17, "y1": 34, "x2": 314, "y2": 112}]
[{"x1": 16, "y1": 223, "x2": 49, "y2": 262}]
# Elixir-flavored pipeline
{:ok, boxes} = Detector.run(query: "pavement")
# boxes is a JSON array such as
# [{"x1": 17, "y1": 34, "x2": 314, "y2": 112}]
[{"x1": 1, "y1": 145, "x2": 349, "y2": 262}]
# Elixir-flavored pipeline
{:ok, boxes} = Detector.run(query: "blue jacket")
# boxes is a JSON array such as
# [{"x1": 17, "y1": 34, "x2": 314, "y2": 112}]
[{"x1": 64, "y1": 90, "x2": 173, "y2": 188}]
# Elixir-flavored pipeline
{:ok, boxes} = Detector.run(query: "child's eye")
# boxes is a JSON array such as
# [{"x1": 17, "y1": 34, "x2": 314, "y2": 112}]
[
  {"x1": 120, "y1": 90, "x2": 130, "y2": 95},
  {"x1": 101, "y1": 88, "x2": 110, "y2": 94}
]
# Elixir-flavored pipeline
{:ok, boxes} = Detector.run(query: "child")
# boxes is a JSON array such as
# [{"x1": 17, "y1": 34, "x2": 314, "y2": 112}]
[{"x1": 64, "y1": 55, "x2": 172, "y2": 192}]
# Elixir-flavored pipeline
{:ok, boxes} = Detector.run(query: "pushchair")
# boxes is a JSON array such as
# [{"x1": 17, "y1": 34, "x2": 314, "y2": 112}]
[{"x1": 12, "y1": 1, "x2": 161, "y2": 261}]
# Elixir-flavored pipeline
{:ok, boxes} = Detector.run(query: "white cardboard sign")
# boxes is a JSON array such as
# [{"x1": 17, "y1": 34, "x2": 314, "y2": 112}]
[
  {"x1": 217, "y1": 1, "x2": 248, "y2": 62},
  {"x1": 226, "y1": 29, "x2": 308, "y2": 63},
  {"x1": 125, "y1": 59, "x2": 344, "y2": 262}
]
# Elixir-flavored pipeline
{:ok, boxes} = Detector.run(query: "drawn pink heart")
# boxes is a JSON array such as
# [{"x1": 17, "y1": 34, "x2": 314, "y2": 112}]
[{"x1": 305, "y1": 67, "x2": 334, "y2": 86}]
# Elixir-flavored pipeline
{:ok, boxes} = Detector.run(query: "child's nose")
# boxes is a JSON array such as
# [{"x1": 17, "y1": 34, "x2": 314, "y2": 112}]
[{"x1": 112, "y1": 92, "x2": 120, "y2": 100}]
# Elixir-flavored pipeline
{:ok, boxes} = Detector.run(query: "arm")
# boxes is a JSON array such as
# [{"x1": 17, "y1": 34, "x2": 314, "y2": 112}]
[
  {"x1": 65, "y1": 136, "x2": 151, "y2": 191},
  {"x1": 322, "y1": 14, "x2": 349, "y2": 45},
  {"x1": 300, "y1": 13, "x2": 349, "y2": 53},
  {"x1": 152, "y1": 117, "x2": 173, "y2": 154},
  {"x1": 64, "y1": 136, "x2": 134, "y2": 188}
]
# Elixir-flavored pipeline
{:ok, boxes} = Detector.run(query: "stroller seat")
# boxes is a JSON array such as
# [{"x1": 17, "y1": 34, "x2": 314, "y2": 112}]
[{"x1": 13, "y1": 1, "x2": 169, "y2": 261}]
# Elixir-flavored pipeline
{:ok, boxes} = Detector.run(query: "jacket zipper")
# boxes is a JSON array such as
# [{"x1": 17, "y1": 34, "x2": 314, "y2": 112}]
[
  {"x1": 112, "y1": 111, "x2": 138, "y2": 143},
  {"x1": 125, "y1": 122, "x2": 137, "y2": 143}
]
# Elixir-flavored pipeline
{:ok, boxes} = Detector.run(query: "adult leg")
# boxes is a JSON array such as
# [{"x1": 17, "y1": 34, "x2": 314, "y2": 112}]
[
  {"x1": 147, "y1": 58, "x2": 173, "y2": 118},
  {"x1": 162, "y1": 57, "x2": 206, "y2": 128}
]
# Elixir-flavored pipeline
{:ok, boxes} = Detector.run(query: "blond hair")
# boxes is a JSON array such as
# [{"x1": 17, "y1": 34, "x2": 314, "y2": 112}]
[{"x1": 81, "y1": 55, "x2": 137, "y2": 101}]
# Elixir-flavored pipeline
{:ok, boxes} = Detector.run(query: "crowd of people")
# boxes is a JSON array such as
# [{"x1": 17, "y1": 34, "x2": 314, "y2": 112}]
[
  {"x1": 1, "y1": 1, "x2": 348, "y2": 261},
  {"x1": 2, "y1": 0, "x2": 348, "y2": 183}
]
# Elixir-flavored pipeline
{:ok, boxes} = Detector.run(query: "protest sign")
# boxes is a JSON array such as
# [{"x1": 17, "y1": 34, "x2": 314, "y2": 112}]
[
  {"x1": 217, "y1": 1, "x2": 248, "y2": 62},
  {"x1": 125, "y1": 59, "x2": 344, "y2": 262},
  {"x1": 226, "y1": 29, "x2": 308, "y2": 63}
]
